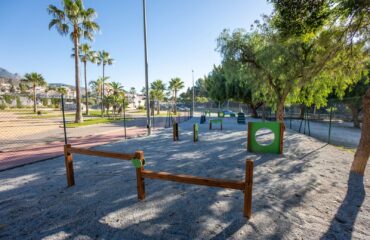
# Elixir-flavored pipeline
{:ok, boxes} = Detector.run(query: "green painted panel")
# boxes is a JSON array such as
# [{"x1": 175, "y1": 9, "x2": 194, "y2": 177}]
[{"x1": 248, "y1": 122, "x2": 282, "y2": 154}]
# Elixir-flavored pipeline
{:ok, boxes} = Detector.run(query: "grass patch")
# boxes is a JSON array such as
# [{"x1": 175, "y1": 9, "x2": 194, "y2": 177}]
[{"x1": 65, "y1": 117, "x2": 132, "y2": 128}]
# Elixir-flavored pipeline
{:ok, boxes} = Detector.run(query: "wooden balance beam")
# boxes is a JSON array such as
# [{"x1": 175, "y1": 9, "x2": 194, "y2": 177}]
[
  {"x1": 135, "y1": 159, "x2": 254, "y2": 218},
  {"x1": 64, "y1": 144, "x2": 142, "y2": 187}
]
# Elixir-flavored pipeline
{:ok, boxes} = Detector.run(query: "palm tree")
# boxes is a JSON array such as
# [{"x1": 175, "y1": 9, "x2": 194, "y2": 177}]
[
  {"x1": 168, "y1": 77, "x2": 184, "y2": 114},
  {"x1": 129, "y1": 87, "x2": 136, "y2": 108},
  {"x1": 150, "y1": 80, "x2": 166, "y2": 114},
  {"x1": 72, "y1": 44, "x2": 97, "y2": 115},
  {"x1": 57, "y1": 87, "x2": 67, "y2": 96},
  {"x1": 89, "y1": 76, "x2": 108, "y2": 110},
  {"x1": 22, "y1": 72, "x2": 47, "y2": 113},
  {"x1": 97, "y1": 50, "x2": 113, "y2": 114},
  {"x1": 109, "y1": 82, "x2": 124, "y2": 117},
  {"x1": 48, "y1": 0, "x2": 100, "y2": 123}
]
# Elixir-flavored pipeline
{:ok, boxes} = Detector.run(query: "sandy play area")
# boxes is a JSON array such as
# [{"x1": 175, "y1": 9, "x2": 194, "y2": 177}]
[{"x1": 0, "y1": 117, "x2": 369, "y2": 239}]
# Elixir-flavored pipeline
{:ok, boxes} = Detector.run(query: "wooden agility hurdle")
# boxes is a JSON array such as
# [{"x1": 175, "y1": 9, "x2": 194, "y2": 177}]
[
  {"x1": 134, "y1": 159, "x2": 254, "y2": 218},
  {"x1": 63, "y1": 144, "x2": 143, "y2": 187},
  {"x1": 64, "y1": 144, "x2": 254, "y2": 218}
]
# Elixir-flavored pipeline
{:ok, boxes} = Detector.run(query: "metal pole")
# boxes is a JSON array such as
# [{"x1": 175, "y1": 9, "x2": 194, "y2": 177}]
[
  {"x1": 61, "y1": 94, "x2": 68, "y2": 144},
  {"x1": 192, "y1": 69, "x2": 195, "y2": 118},
  {"x1": 328, "y1": 107, "x2": 333, "y2": 143},
  {"x1": 143, "y1": 0, "x2": 151, "y2": 135},
  {"x1": 123, "y1": 99, "x2": 127, "y2": 139}
]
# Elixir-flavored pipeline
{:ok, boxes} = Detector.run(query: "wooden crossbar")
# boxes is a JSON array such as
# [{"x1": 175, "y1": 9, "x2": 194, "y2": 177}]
[
  {"x1": 141, "y1": 170, "x2": 245, "y2": 190},
  {"x1": 136, "y1": 159, "x2": 254, "y2": 218},
  {"x1": 64, "y1": 144, "x2": 142, "y2": 187},
  {"x1": 67, "y1": 146, "x2": 135, "y2": 160}
]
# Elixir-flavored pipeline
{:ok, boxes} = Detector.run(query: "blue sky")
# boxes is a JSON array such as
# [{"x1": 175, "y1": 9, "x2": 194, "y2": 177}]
[{"x1": 0, "y1": 0, "x2": 272, "y2": 92}]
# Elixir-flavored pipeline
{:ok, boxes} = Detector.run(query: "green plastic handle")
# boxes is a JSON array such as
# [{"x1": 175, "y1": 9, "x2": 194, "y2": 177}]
[{"x1": 131, "y1": 159, "x2": 142, "y2": 168}]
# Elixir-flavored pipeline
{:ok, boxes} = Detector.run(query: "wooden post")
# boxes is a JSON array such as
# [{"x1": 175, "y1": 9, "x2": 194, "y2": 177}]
[
  {"x1": 193, "y1": 124, "x2": 196, "y2": 142},
  {"x1": 135, "y1": 151, "x2": 145, "y2": 200},
  {"x1": 64, "y1": 144, "x2": 75, "y2": 187},
  {"x1": 243, "y1": 159, "x2": 254, "y2": 219},
  {"x1": 247, "y1": 123, "x2": 251, "y2": 152},
  {"x1": 173, "y1": 122, "x2": 179, "y2": 141},
  {"x1": 221, "y1": 120, "x2": 223, "y2": 130},
  {"x1": 209, "y1": 121, "x2": 212, "y2": 130}
]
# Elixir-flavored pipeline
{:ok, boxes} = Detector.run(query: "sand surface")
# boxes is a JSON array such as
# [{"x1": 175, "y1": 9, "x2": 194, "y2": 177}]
[{"x1": 0, "y1": 117, "x2": 369, "y2": 239}]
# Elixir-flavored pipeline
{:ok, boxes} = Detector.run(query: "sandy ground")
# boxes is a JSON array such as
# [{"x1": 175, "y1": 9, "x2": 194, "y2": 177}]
[{"x1": 0, "y1": 117, "x2": 369, "y2": 239}]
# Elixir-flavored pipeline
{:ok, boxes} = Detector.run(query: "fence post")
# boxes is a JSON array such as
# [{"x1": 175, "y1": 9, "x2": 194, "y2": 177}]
[
  {"x1": 64, "y1": 144, "x2": 75, "y2": 187},
  {"x1": 328, "y1": 107, "x2": 333, "y2": 143},
  {"x1": 244, "y1": 159, "x2": 254, "y2": 219},
  {"x1": 61, "y1": 94, "x2": 68, "y2": 144},
  {"x1": 123, "y1": 99, "x2": 127, "y2": 139},
  {"x1": 135, "y1": 151, "x2": 145, "y2": 200}
]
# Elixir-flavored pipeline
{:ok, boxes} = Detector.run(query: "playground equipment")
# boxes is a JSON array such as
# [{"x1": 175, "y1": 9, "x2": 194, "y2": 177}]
[
  {"x1": 237, "y1": 112, "x2": 246, "y2": 124},
  {"x1": 63, "y1": 144, "x2": 255, "y2": 218},
  {"x1": 200, "y1": 114, "x2": 206, "y2": 124},
  {"x1": 193, "y1": 123, "x2": 199, "y2": 142},
  {"x1": 173, "y1": 122, "x2": 179, "y2": 141},
  {"x1": 247, "y1": 122, "x2": 284, "y2": 154},
  {"x1": 209, "y1": 119, "x2": 223, "y2": 130}
]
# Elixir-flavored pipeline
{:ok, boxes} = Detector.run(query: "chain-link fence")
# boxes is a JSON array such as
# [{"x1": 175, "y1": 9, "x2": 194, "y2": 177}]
[
  {"x1": 0, "y1": 93, "x2": 193, "y2": 170},
  {"x1": 284, "y1": 97, "x2": 362, "y2": 149},
  {"x1": 192, "y1": 98, "x2": 362, "y2": 149},
  {"x1": 0, "y1": 93, "x2": 65, "y2": 152}
]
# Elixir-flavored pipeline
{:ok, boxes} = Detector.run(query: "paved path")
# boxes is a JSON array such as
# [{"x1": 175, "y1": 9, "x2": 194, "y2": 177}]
[{"x1": 0, "y1": 127, "x2": 148, "y2": 171}]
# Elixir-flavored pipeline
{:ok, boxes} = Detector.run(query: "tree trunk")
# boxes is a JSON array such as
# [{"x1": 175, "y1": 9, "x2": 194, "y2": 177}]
[
  {"x1": 349, "y1": 105, "x2": 360, "y2": 128},
  {"x1": 276, "y1": 99, "x2": 285, "y2": 122},
  {"x1": 84, "y1": 61, "x2": 89, "y2": 116},
  {"x1": 157, "y1": 100, "x2": 160, "y2": 115},
  {"x1": 174, "y1": 90, "x2": 177, "y2": 115},
  {"x1": 299, "y1": 104, "x2": 305, "y2": 119},
  {"x1": 351, "y1": 88, "x2": 370, "y2": 175},
  {"x1": 73, "y1": 29, "x2": 83, "y2": 123},
  {"x1": 250, "y1": 105, "x2": 258, "y2": 118},
  {"x1": 33, "y1": 84, "x2": 37, "y2": 113}
]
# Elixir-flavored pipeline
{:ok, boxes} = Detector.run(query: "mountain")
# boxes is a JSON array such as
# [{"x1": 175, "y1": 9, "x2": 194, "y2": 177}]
[{"x1": 0, "y1": 67, "x2": 22, "y2": 80}]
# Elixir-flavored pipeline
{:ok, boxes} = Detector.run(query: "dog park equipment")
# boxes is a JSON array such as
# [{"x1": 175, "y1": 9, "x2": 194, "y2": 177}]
[
  {"x1": 247, "y1": 122, "x2": 284, "y2": 154},
  {"x1": 134, "y1": 158, "x2": 254, "y2": 218},
  {"x1": 237, "y1": 112, "x2": 246, "y2": 124},
  {"x1": 173, "y1": 122, "x2": 179, "y2": 141},
  {"x1": 209, "y1": 119, "x2": 223, "y2": 130},
  {"x1": 63, "y1": 144, "x2": 255, "y2": 218},
  {"x1": 193, "y1": 123, "x2": 199, "y2": 142},
  {"x1": 218, "y1": 111, "x2": 225, "y2": 118},
  {"x1": 63, "y1": 144, "x2": 143, "y2": 186},
  {"x1": 205, "y1": 110, "x2": 211, "y2": 117},
  {"x1": 200, "y1": 114, "x2": 206, "y2": 124}
]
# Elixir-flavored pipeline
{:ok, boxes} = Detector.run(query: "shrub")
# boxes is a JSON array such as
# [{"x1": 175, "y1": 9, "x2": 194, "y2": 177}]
[
  {"x1": 0, "y1": 103, "x2": 7, "y2": 110},
  {"x1": 138, "y1": 105, "x2": 145, "y2": 110},
  {"x1": 16, "y1": 96, "x2": 23, "y2": 108},
  {"x1": 42, "y1": 98, "x2": 49, "y2": 107}
]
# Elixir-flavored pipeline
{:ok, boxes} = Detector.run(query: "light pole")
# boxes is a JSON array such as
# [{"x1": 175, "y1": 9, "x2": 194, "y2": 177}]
[
  {"x1": 143, "y1": 0, "x2": 151, "y2": 135},
  {"x1": 192, "y1": 69, "x2": 195, "y2": 117}
]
